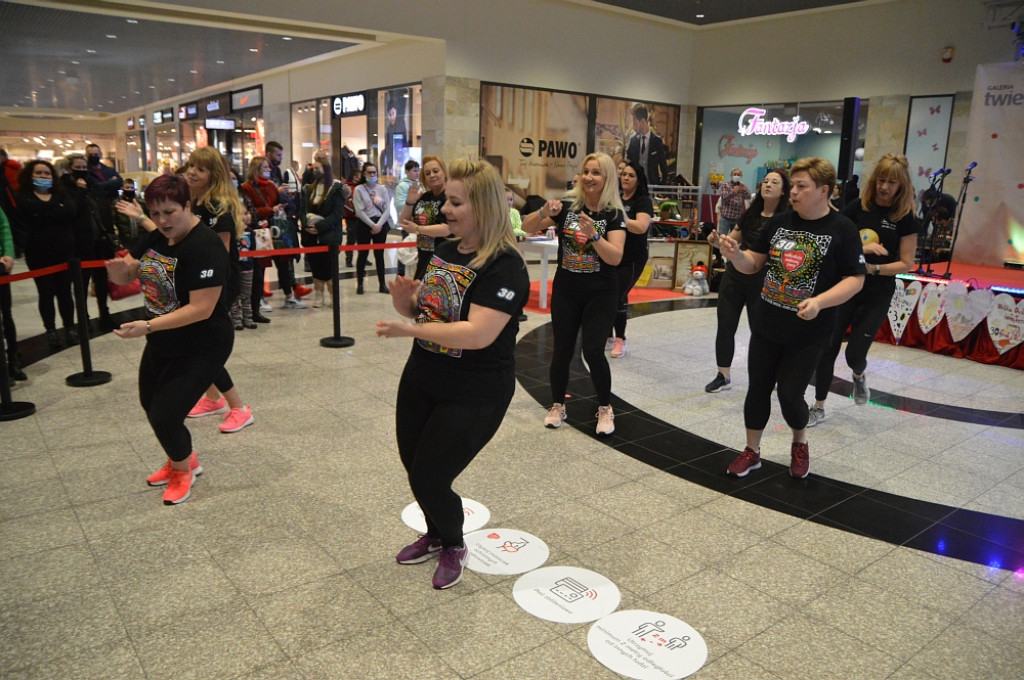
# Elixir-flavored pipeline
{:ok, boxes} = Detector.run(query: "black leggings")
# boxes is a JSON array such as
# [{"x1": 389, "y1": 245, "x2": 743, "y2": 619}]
[
  {"x1": 273, "y1": 256, "x2": 294, "y2": 296},
  {"x1": 550, "y1": 279, "x2": 618, "y2": 406},
  {"x1": 813, "y1": 282, "x2": 893, "y2": 402},
  {"x1": 357, "y1": 223, "x2": 390, "y2": 287},
  {"x1": 612, "y1": 256, "x2": 645, "y2": 340},
  {"x1": 715, "y1": 268, "x2": 763, "y2": 368},
  {"x1": 0, "y1": 284, "x2": 17, "y2": 360},
  {"x1": 414, "y1": 248, "x2": 433, "y2": 281},
  {"x1": 344, "y1": 218, "x2": 359, "y2": 264},
  {"x1": 33, "y1": 270, "x2": 75, "y2": 331},
  {"x1": 139, "y1": 344, "x2": 231, "y2": 462},
  {"x1": 396, "y1": 362, "x2": 513, "y2": 547},
  {"x1": 744, "y1": 331, "x2": 821, "y2": 432}
]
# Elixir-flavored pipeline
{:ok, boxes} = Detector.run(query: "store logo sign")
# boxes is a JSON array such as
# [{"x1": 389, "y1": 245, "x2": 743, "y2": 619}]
[
  {"x1": 207, "y1": 100, "x2": 220, "y2": 113},
  {"x1": 737, "y1": 107, "x2": 809, "y2": 143},
  {"x1": 519, "y1": 138, "x2": 578, "y2": 159}
]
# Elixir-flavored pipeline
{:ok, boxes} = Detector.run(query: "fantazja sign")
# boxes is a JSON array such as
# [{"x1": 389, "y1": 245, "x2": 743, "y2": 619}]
[{"x1": 737, "y1": 107, "x2": 810, "y2": 143}]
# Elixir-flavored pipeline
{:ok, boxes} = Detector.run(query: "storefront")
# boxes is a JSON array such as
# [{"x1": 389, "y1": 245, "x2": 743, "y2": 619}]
[
  {"x1": 151, "y1": 107, "x2": 178, "y2": 173},
  {"x1": 695, "y1": 99, "x2": 868, "y2": 203},
  {"x1": 177, "y1": 101, "x2": 200, "y2": 166},
  {"x1": 125, "y1": 115, "x2": 147, "y2": 172}
]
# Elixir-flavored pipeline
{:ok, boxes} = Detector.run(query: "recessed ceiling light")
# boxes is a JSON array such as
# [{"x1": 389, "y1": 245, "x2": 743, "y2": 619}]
[
  {"x1": 168, "y1": 78, "x2": 175, "y2": 82},
  {"x1": 282, "y1": 36, "x2": 292, "y2": 40},
  {"x1": 190, "y1": 69, "x2": 198, "y2": 74},
  {"x1": 149, "y1": 85, "x2": 156, "y2": 89},
  {"x1": 126, "y1": 18, "x2": 138, "y2": 24},
  {"x1": 216, "y1": 60, "x2": 225, "y2": 64},
  {"x1": 86, "y1": 49, "x2": 97, "y2": 54},
  {"x1": 58, "y1": 70, "x2": 66, "y2": 74},
  {"x1": 71, "y1": 60, "x2": 80, "y2": 64},
  {"x1": 249, "y1": 48, "x2": 258, "y2": 52},
  {"x1": 47, "y1": 78, "x2": 54, "y2": 82},
  {"x1": 696, "y1": 14, "x2": 705, "y2": 18},
  {"x1": 134, "y1": 91, "x2": 140, "y2": 94},
  {"x1": 106, "y1": 34, "x2": 117, "y2": 39}
]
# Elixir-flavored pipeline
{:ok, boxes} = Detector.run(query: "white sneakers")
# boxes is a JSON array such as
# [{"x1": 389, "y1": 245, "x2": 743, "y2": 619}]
[
  {"x1": 596, "y1": 405, "x2": 615, "y2": 435},
  {"x1": 544, "y1": 403, "x2": 567, "y2": 428}
]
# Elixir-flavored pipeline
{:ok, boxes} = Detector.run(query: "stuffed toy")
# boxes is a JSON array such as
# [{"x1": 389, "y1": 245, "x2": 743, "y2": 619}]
[{"x1": 682, "y1": 263, "x2": 710, "y2": 297}]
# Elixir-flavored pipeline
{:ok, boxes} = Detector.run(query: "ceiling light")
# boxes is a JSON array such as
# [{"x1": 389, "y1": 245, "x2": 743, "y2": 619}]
[
  {"x1": 86, "y1": 49, "x2": 97, "y2": 54},
  {"x1": 696, "y1": 14, "x2": 705, "y2": 18},
  {"x1": 58, "y1": 70, "x2": 66, "y2": 74},
  {"x1": 282, "y1": 36, "x2": 292, "y2": 40},
  {"x1": 216, "y1": 60, "x2": 225, "y2": 64},
  {"x1": 190, "y1": 69, "x2": 198, "y2": 74},
  {"x1": 249, "y1": 48, "x2": 258, "y2": 52},
  {"x1": 106, "y1": 34, "x2": 117, "y2": 39},
  {"x1": 126, "y1": 18, "x2": 138, "y2": 24},
  {"x1": 149, "y1": 85, "x2": 156, "y2": 89},
  {"x1": 71, "y1": 60, "x2": 80, "y2": 64},
  {"x1": 168, "y1": 78, "x2": 176, "y2": 82}
]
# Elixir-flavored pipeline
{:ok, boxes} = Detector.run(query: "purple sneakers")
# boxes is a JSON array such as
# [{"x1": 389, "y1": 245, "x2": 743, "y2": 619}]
[
  {"x1": 432, "y1": 545, "x2": 469, "y2": 590},
  {"x1": 396, "y1": 535, "x2": 442, "y2": 564}
]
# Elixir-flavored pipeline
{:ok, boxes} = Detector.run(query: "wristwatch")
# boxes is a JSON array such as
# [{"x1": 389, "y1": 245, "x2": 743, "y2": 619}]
[
  {"x1": 592, "y1": 232, "x2": 601, "y2": 242},
  {"x1": 874, "y1": 264, "x2": 881, "y2": 275}
]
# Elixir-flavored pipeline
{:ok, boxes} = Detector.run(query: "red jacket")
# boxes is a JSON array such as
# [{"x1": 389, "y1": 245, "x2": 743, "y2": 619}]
[
  {"x1": 2, "y1": 158, "x2": 21, "y2": 209},
  {"x1": 240, "y1": 179, "x2": 279, "y2": 220}
]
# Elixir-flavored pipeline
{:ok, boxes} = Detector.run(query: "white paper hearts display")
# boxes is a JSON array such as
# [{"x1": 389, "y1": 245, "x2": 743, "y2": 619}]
[
  {"x1": 916, "y1": 282, "x2": 947, "y2": 334},
  {"x1": 986, "y1": 293, "x2": 1024, "y2": 355},
  {"x1": 944, "y1": 282, "x2": 995, "y2": 343},
  {"x1": 888, "y1": 280, "x2": 922, "y2": 342}
]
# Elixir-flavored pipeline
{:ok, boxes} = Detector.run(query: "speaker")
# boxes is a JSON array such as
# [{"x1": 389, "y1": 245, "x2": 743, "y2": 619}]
[{"x1": 836, "y1": 97, "x2": 861, "y2": 184}]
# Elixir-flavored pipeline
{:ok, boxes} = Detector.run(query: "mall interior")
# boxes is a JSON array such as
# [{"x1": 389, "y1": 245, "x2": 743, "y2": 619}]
[{"x1": 2, "y1": 1, "x2": 1024, "y2": 678}]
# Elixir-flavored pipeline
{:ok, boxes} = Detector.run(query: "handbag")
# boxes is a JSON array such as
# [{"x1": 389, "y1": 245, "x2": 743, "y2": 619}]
[
  {"x1": 397, "y1": 233, "x2": 419, "y2": 266},
  {"x1": 271, "y1": 216, "x2": 294, "y2": 249},
  {"x1": 253, "y1": 226, "x2": 273, "y2": 251}
]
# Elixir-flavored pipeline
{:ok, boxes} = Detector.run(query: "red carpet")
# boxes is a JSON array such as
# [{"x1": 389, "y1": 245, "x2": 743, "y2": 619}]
[{"x1": 523, "y1": 281, "x2": 687, "y2": 315}]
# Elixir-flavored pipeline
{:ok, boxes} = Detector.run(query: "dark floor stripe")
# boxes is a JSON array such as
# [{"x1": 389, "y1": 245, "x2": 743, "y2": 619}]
[{"x1": 515, "y1": 298, "x2": 1024, "y2": 573}]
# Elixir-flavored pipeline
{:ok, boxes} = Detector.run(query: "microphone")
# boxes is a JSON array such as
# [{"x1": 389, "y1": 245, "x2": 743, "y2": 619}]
[
  {"x1": 929, "y1": 168, "x2": 949, "y2": 178},
  {"x1": 966, "y1": 162, "x2": 977, "y2": 171}
]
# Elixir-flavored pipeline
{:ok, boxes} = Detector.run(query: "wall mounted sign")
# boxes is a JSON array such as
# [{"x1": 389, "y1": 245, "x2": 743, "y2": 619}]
[
  {"x1": 231, "y1": 86, "x2": 262, "y2": 111},
  {"x1": 737, "y1": 107, "x2": 809, "y2": 142},
  {"x1": 332, "y1": 93, "x2": 365, "y2": 117}
]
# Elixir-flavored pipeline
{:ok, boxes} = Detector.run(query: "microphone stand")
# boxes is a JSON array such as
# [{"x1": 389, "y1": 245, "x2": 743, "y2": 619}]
[
  {"x1": 941, "y1": 164, "x2": 976, "y2": 280},
  {"x1": 919, "y1": 170, "x2": 949, "y2": 276}
]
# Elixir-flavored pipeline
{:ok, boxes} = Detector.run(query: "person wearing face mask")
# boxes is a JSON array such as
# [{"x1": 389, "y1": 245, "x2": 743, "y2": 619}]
[
  {"x1": 353, "y1": 162, "x2": 393, "y2": 294},
  {"x1": 64, "y1": 153, "x2": 121, "y2": 329},
  {"x1": 716, "y1": 167, "x2": 751, "y2": 234},
  {"x1": 807, "y1": 153, "x2": 918, "y2": 424},
  {"x1": 14, "y1": 160, "x2": 80, "y2": 349},
  {"x1": 705, "y1": 169, "x2": 791, "y2": 393},
  {"x1": 241, "y1": 156, "x2": 306, "y2": 309},
  {"x1": 84, "y1": 144, "x2": 123, "y2": 201},
  {"x1": 300, "y1": 157, "x2": 347, "y2": 307}
]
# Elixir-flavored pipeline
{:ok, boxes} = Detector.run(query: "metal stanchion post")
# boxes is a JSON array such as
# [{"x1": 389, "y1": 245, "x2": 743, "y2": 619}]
[
  {"x1": 320, "y1": 243, "x2": 355, "y2": 348},
  {"x1": 0, "y1": 299, "x2": 35, "y2": 420},
  {"x1": 65, "y1": 259, "x2": 112, "y2": 387}
]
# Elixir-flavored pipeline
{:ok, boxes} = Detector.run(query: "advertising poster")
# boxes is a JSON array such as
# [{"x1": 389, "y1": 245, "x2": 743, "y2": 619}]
[
  {"x1": 378, "y1": 86, "x2": 413, "y2": 178},
  {"x1": 956, "y1": 62, "x2": 1024, "y2": 266},
  {"x1": 904, "y1": 95, "x2": 954, "y2": 201},
  {"x1": 594, "y1": 99, "x2": 680, "y2": 185},
  {"x1": 480, "y1": 84, "x2": 590, "y2": 201}
]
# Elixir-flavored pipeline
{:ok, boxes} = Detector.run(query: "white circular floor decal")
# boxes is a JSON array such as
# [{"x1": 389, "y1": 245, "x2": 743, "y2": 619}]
[
  {"x1": 400, "y1": 499, "x2": 490, "y2": 534},
  {"x1": 588, "y1": 609, "x2": 708, "y2": 679},
  {"x1": 513, "y1": 566, "x2": 620, "y2": 623},
  {"x1": 464, "y1": 528, "x2": 549, "y2": 575}
]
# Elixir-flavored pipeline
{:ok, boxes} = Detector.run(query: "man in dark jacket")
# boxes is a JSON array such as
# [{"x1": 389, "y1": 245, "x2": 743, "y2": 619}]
[{"x1": 84, "y1": 144, "x2": 123, "y2": 201}]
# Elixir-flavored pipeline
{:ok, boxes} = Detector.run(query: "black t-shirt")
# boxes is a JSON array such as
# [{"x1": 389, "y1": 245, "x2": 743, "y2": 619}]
[
  {"x1": 750, "y1": 209, "x2": 866, "y2": 344},
  {"x1": 842, "y1": 201, "x2": 918, "y2": 295},
  {"x1": 621, "y1": 193, "x2": 654, "y2": 264},
  {"x1": 551, "y1": 202, "x2": 627, "y2": 289},
  {"x1": 411, "y1": 190, "x2": 448, "y2": 252},
  {"x1": 725, "y1": 212, "x2": 773, "y2": 280},
  {"x1": 131, "y1": 224, "x2": 233, "y2": 357},
  {"x1": 411, "y1": 239, "x2": 529, "y2": 372},
  {"x1": 194, "y1": 199, "x2": 240, "y2": 297}
]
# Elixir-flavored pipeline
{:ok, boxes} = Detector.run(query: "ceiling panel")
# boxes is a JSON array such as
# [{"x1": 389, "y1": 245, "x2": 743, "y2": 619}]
[
  {"x1": 594, "y1": 0, "x2": 868, "y2": 25},
  {"x1": 0, "y1": 2, "x2": 355, "y2": 113}
]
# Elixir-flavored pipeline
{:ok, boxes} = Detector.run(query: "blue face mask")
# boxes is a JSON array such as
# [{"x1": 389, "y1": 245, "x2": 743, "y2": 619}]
[
  {"x1": 33, "y1": 177, "x2": 53, "y2": 191},
  {"x1": 367, "y1": 175, "x2": 378, "y2": 185}
]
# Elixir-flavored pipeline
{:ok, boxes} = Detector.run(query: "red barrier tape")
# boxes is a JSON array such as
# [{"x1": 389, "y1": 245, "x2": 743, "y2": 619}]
[
  {"x1": 0, "y1": 262, "x2": 69, "y2": 284},
  {"x1": 0, "y1": 241, "x2": 418, "y2": 284}
]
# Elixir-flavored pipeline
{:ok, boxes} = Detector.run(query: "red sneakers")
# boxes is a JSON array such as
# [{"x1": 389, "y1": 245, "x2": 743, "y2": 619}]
[
  {"x1": 293, "y1": 284, "x2": 312, "y2": 298},
  {"x1": 727, "y1": 447, "x2": 762, "y2": 477},
  {"x1": 790, "y1": 442, "x2": 810, "y2": 479},
  {"x1": 187, "y1": 396, "x2": 227, "y2": 418},
  {"x1": 219, "y1": 406, "x2": 254, "y2": 433},
  {"x1": 147, "y1": 452, "x2": 202, "y2": 487},
  {"x1": 162, "y1": 468, "x2": 196, "y2": 505}
]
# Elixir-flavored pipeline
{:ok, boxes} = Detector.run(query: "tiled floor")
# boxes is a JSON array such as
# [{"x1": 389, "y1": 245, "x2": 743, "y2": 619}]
[{"x1": 2, "y1": 258, "x2": 1023, "y2": 679}]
